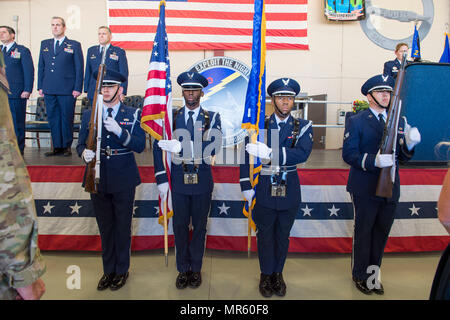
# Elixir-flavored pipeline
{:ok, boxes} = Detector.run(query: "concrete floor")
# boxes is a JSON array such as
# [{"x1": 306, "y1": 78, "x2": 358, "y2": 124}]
[{"x1": 40, "y1": 249, "x2": 441, "y2": 300}]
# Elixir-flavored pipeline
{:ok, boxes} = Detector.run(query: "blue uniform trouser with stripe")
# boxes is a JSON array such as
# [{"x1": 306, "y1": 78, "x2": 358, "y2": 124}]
[
  {"x1": 253, "y1": 202, "x2": 298, "y2": 275},
  {"x1": 351, "y1": 194, "x2": 397, "y2": 281},
  {"x1": 8, "y1": 98, "x2": 27, "y2": 153},
  {"x1": 172, "y1": 191, "x2": 212, "y2": 273},
  {"x1": 91, "y1": 189, "x2": 135, "y2": 275},
  {"x1": 44, "y1": 94, "x2": 76, "y2": 149}
]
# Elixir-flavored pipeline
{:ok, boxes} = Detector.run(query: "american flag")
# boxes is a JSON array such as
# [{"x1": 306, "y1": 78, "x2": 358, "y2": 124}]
[
  {"x1": 140, "y1": 1, "x2": 173, "y2": 225},
  {"x1": 107, "y1": 0, "x2": 309, "y2": 50}
]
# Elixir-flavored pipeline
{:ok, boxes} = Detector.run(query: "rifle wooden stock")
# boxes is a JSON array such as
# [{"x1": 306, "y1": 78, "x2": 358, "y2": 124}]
[
  {"x1": 84, "y1": 52, "x2": 107, "y2": 193},
  {"x1": 375, "y1": 54, "x2": 407, "y2": 198}
]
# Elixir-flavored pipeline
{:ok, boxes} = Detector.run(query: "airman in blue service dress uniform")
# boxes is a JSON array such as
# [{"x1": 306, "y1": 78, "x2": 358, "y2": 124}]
[
  {"x1": 383, "y1": 43, "x2": 409, "y2": 80},
  {"x1": 240, "y1": 78, "x2": 313, "y2": 298},
  {"x1": 343, "y1": 74, "x2": 421, "y2": 295},
  {"x1": 76, "y1": 69, "x2": 145, "y2": 291},
  {"x1": 38, "y1": 17, "x2": 84, "y2": 157},
  {"x1": 154, "y1": 71, "x2": 222, "y2": 289},
  {"x1": 84, "y1": 26, "x2": 128, "y2": 105},
  {"x1": 0, "y1": 26, "x2": 34, "y2": 155}
]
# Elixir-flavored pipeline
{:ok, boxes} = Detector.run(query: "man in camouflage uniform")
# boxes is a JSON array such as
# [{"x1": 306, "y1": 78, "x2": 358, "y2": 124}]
[{"x1": 0, "y1": 51, "x2": 46, "y2": 300}]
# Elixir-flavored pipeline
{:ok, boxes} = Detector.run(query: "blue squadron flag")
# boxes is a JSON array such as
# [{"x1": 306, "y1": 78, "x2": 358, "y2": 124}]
[
  {"x1": 411, "y1": 24, "x2": 421, "y2": 60},
  {"x1": 241, "y1": 0, "x2": 266, "y2": 231},
  {"x1": 439, "y1": 33, "x2": 450, "y2": 63}
]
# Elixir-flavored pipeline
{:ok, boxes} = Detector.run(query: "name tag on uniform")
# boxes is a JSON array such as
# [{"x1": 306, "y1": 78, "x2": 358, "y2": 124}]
[
  {"x1": 184, "y1": 173, "x2": 198, "y2": 185},
  {"x1": 110, "y1": 54, "x2": 119, "y2": 61},
  {"x1": 64, "y1": 48, "x2": 74, "y2": 54},
  {"x1": 271, "y1": 186, "x2": 286, "y2": 197},
  {"x1": 90, "y1": 55, "x2": 96, "y2": 59}
]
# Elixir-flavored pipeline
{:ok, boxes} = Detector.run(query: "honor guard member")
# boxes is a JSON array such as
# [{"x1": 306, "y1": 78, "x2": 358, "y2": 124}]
[
  {"x1": 240, "y1": 78, "x2": 313, "y2": 298},
  {"x1": 0, "y1": 26, "x2": 34, "y2": 156},
  {"x1": 38, "y1": 16, "x2": 84, "y2": 157},
  {"x1": 343, "y1": 74, "x2": 421, "y2": 295},
  {"x1": 84, "y1": 26, "x2": 128, "y2": 106},
  {"x1": 154, "y1": 71, "x2": 222, "y2": 289},
  {"x1": 383, "y1": 43, "x2": 409, "y2": 80},
  {"x1": 76, "y1": 69, "x2": 145, "y2": 291}
]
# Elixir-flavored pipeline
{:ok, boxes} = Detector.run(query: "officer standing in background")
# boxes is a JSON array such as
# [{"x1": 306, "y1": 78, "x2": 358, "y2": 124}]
[
  {"x1": 0, "y1": 51, "x2": 46, "y2": 300},
  {"x1": 84, "y1": 26, "x2": 128, "y2": 106},
  {"x1": 76, "y1": 70, "x2": 145, "y2": 291},
  {"x1": 383, "y1": 43, "x2": 409, "y2": 80},
  {"x1": 342, "y1": 74, "x2": 421, "y2": 295},
  {"x1": 38, "y1": 16, "x2": 84, "y2": 157},
  {"x1": 154, "y1": 71, "x2": 222, "y2": 290},
  {"x1": 240, "y1": 78, "x2": 313, "y2": 298},
  {"x1": 0, "y1": 26, "x2": 34, "y2": 156}
]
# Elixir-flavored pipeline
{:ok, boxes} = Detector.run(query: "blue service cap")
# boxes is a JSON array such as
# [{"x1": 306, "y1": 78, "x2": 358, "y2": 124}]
[
  {"x1": 93, "y1": 69, "x2": 127, "y2": 87},
  {"x1": 267, "y1": 78, "x2": 301, "y2": 97},
  {"x1": 361, "y1": 74, "x2": 395, "y2": 95},
  {"x1": 177, "y1": 71, "x2": 209, "y2": 89}
]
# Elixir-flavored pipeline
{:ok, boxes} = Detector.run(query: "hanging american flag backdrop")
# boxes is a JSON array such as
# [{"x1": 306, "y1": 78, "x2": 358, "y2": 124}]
[
  {"x1": 30, "y1": 166, "x2": 449, "y2": 253},
  {"x1": 106, "y1": 0, "x2": 309, "y2": 50}
]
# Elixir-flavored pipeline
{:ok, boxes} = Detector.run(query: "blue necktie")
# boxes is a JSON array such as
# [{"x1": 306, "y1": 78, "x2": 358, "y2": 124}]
[
  {"x1": 187, "y1": 111, "x2": 194, "y2": 140},
  {"x1": 107, "y1": 108, "x2": 113, "y2": 118},
  {"x1": 54, "y1": 40, "x2": 60, "y2": 54},
  {"x1": 378, "y1": 114, "x2": 385, "y2": 129},
  {"x1": 278, "y1": 122, "x2": 286, "y2": 131}
]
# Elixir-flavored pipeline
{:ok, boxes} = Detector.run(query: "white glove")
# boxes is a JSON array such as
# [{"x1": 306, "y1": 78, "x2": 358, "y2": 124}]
[
  {"x1": 158, "y1": 139, "x2": 182, "y2": 153},
  {"x1": 242, "y1": 189, "x2": 255, "y2": 207},
  {"x1": 82, "y1": 149, "x2": 95, "y2": 163},
  {"x1": 104, "y1": 117, "x2": 123, "y2": 137},
  {"x1": 246, "y1": 141, "x2": 272, "y2": 160},
  {"x1": 157, "y1": 182, "x2": 169, "y2": 200},
  {"x1": 404, "y1": 122, "x2": 421, "y2": 151},
  {"x1": 375, "y1": 151, "x2": 394, "y2": 168}
]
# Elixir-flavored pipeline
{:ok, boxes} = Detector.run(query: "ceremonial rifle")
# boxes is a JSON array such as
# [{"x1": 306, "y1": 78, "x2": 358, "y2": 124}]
[
  {"x1": 84, "y1": 49, "x2": 107, "y2": 193},
  {"x1": 375, "y1": 52, "x2": 407, "y2": 198}
]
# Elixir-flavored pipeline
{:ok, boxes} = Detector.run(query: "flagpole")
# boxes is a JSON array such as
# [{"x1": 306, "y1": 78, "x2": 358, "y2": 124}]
[
  {"x1": 247, "y1": 130, "x2": 257, "y2": 258},
  {"x1": 162, "y1": 115, "x2": 169, "y2": 267}
]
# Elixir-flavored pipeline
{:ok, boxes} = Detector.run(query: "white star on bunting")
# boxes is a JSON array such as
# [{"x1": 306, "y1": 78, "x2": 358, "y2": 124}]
[
  {"x1": 43, "y1": 202, "x2": 55, "y2": 214},
  {"x1": 218, "y1": 202, "x2": 230, "y2": 215},
  {"x1": 328, "y1": 205, "x2": 340, "y2": 217},
  {"x1": 69, "y1": 202, "x2": 82, "y2": 215},
  {"x1": 409, "y1": 204, "x2": 420, "y2": 216},
  {"x1": 301, "y1": 204, "x2": 313, "y2": 217}
]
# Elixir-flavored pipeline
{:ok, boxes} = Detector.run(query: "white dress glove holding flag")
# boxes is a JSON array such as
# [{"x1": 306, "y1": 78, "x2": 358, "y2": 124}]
[
  {"x1": 246, "y1": 141, "x2": 272, "y2": 160},
  {"x1": 404, "y1": 122, "x2": 421, "y2": 151},
  {"x1": 158, "y1": 139, "x2": 182, "y2": 153},
  {"x1": 82, "y1": 149, "x2": 95, "y2": 163},
  {"x1": 157, "y1": 182, "x2": 169, "y2": 200},
  {"x1": 242, "y1": 189, "x2": 255, "y2": 207},
  {"x1": 104, "y1": 117, "x2": 123, "y2": 137}
]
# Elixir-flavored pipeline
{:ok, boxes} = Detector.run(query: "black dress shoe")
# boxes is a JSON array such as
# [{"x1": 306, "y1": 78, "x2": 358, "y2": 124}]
[
  {"x1": 176, "y1": 271, "x2": 191, "y2": 289},
  {"x1": 259, "y1": 274, "x2": 273, "y2": 298},
  {"x1": 97, "y1": 273, "x2": 115, "y2": 291},
  {"x1": 372, "y1": 283, "x2": 384, "y2": 295},
  {"x1": 188, "y1": 271, "x2": 202, "y2": 288},
  {"x1": 63, "y1": 148, "x2": 72, "y2": 157},
  {"x1": 110, "y1": 272, "x2": 129, "y2": 291},
  {"x1": 353, "y1": 278, "x2": 372, "y2": 295},
  {"x1": 45, "y1": 148, "x2": 63, "y2": 157},
  {"x1": 271, "y1": 273, "x2": 287, "y2": 297}
]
